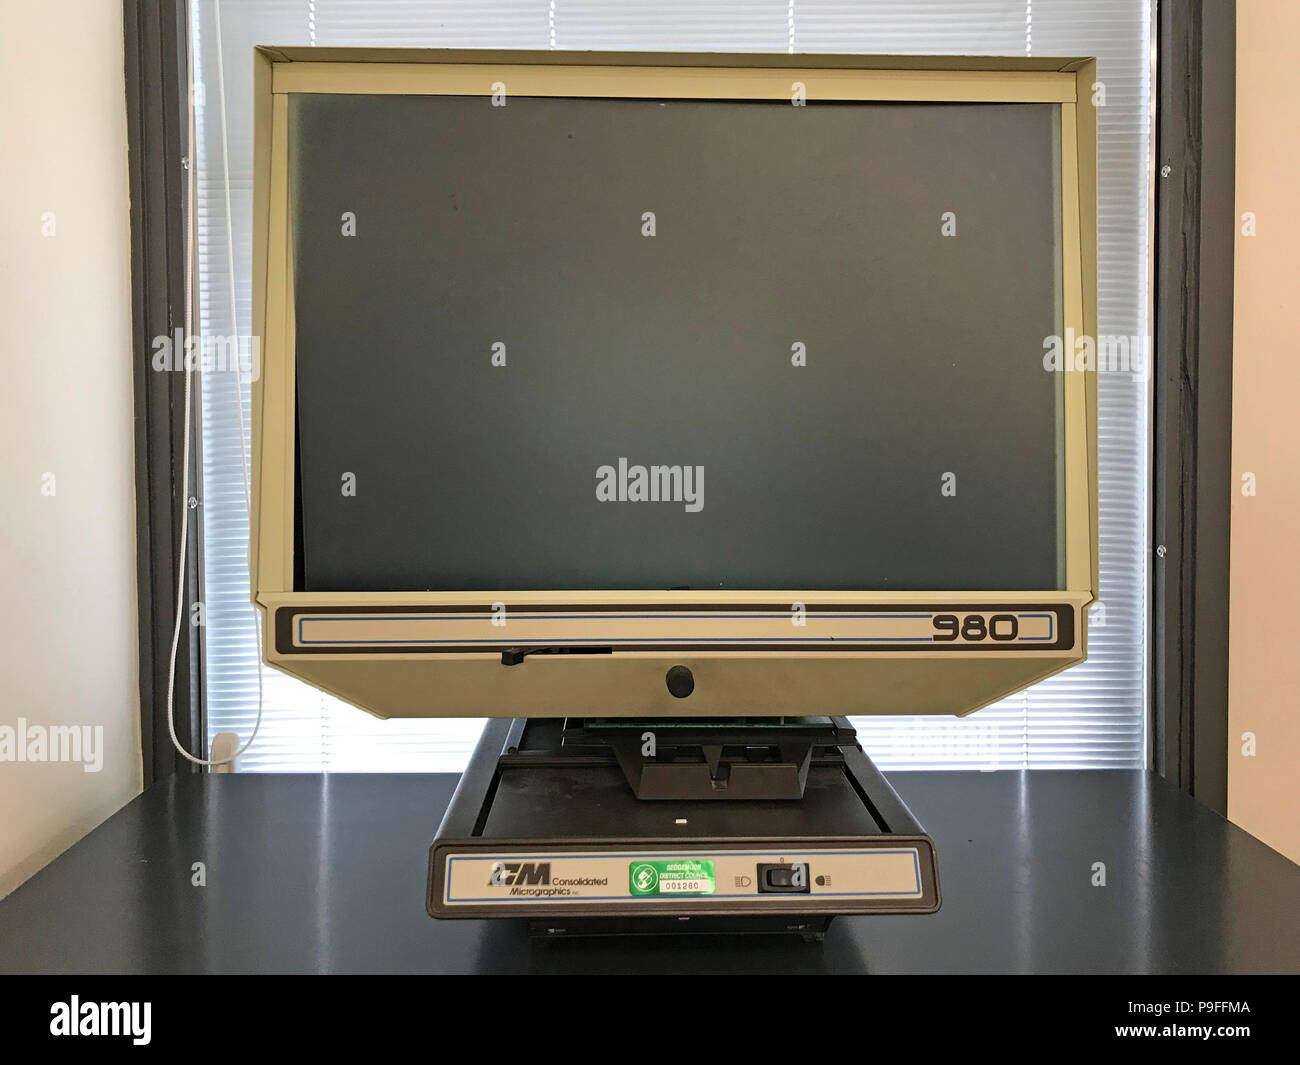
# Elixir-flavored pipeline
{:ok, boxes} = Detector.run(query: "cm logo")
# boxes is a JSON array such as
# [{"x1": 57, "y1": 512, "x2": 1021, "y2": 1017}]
[{"x1": 489, "y1": 861, "x2": 551, "y2": 887}]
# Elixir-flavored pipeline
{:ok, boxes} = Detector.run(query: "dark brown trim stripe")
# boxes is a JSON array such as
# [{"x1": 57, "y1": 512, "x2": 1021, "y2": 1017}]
[{"x1": 274, "y1": 603, "x2": 1075, "y2": 655}]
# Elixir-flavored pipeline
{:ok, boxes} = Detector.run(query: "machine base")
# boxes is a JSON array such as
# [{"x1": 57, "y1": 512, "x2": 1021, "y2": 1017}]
[{"x1": 428, "y1": 717, "x2": 941, "y2": 934}]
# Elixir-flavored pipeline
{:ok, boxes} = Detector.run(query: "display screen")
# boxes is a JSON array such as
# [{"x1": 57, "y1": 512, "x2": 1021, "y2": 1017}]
[{"x1": 289, "y1": 93, "x2": 1064, "y2": 592}]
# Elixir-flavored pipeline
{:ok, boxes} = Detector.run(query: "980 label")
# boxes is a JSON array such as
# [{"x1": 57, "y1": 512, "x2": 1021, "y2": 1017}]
[{"x1": 932, "y1": 613, "x2": 1022, "y2": 642}]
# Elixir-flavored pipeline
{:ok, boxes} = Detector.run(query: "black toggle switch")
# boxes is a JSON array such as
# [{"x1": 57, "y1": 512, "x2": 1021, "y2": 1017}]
[{"x1": 756, "y1": 862, "x2": 810, "y2": 893}]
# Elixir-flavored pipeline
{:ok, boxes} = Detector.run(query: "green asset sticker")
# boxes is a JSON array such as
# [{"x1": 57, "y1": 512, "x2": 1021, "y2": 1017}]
[{"x1": 629, "y1": 859, "x2": 716, "y2": 896}]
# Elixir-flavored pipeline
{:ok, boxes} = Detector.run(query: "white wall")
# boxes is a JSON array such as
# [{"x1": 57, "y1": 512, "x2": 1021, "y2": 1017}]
[
  {"x1": 0, "y1": 1, "x2": 142, "y2": 897},
  {"x1": 1229, "y1": 0, "x2": 1300, "y2": 864}
]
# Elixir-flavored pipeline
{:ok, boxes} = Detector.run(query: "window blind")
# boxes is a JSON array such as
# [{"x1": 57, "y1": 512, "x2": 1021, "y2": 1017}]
[{"x1": 192, "y1": 0, "x2": 1152, "y2": 771}]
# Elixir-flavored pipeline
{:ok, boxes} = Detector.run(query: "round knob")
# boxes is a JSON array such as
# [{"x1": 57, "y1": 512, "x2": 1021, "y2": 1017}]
[{"x1": 665, "y1": 665, "x2": 695, "y2": 699}]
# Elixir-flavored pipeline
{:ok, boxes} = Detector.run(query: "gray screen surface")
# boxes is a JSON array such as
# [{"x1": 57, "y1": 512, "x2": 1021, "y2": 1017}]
[{"x1": 289, "y1": 93, "x2": 1063, "y2": 592}]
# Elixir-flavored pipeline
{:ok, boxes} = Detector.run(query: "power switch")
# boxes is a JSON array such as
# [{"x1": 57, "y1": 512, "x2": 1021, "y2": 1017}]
[{"x1": 757, "y1": 862, "x2": 810, "y2": 893}]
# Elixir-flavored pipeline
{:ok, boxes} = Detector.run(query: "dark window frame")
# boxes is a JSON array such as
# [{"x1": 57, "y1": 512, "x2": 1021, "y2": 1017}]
[
  {"x1": 1152, "y1": 0, "x2": 1235, "y2": 813},
  {"x1": 125, "y1": 0, "x2": 203, "y2": 783}
]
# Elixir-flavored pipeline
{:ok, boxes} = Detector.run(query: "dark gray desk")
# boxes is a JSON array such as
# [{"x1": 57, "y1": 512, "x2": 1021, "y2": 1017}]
[{"x1": 1, "y1": 771, "x2": 1296, "y2": 974}]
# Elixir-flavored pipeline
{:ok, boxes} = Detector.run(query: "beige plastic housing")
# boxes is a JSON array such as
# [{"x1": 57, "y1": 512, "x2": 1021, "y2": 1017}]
[{"x1": 249, "y1": 48, "x2": 1099, "y2": 721}]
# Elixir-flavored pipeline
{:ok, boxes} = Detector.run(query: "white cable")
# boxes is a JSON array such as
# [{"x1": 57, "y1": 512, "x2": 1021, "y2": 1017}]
[
  {"x1": 166, "y1": 0, "x2": 264, "y2": 767},
  {"x1": 214, "y1": 0, "x2": 265, "y2": 751}
]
